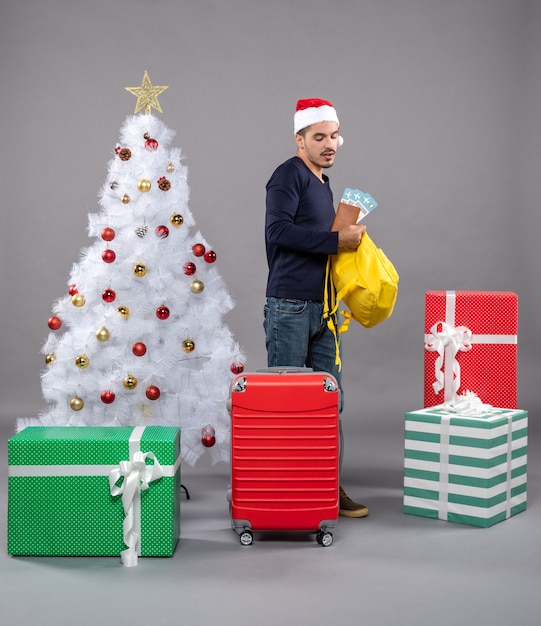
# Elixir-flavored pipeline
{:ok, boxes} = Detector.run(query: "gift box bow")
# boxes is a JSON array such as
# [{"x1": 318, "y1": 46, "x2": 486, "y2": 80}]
[
  {"x1": 441, "y1": 390, "x2": 493, "y2": 416},
  {"x1": 109, "y1": 450, "x2": 164, "y2": 567},
  {"x1": 425, "y1": 321, "x2": 473, "y2": 398}
]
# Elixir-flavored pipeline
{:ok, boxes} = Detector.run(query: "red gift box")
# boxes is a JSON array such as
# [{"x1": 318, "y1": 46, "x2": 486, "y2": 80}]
[{"x1": 424, "y1": 291, "x2": 518, "y2": 408}]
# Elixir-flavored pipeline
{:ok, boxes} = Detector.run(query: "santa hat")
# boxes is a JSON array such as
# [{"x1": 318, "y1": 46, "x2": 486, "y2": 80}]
[{"x1": 294, "y1": 98, "x2": 343, "y2": 145}]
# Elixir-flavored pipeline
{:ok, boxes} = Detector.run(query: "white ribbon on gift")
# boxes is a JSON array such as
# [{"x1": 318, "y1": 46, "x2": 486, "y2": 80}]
[
  {"x1": 424, "y1": 291, "x2": 517, "y2": 402},
  {"x1": 438, "y1": 414, "x2": 451, "y2": 521},
  {"x1": 109, "y1": 427, "x2": 164, "y2": 567}
]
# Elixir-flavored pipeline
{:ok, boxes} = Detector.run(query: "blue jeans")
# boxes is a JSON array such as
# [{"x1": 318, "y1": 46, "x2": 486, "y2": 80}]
[{"x1": 263, "y1": 297, "x2": 344, "y2": 413}]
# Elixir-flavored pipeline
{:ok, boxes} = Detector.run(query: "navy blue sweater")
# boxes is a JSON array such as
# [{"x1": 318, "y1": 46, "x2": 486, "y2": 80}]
[{"x1": 265, "y1": 156, "x2": 339, "y2": 300}]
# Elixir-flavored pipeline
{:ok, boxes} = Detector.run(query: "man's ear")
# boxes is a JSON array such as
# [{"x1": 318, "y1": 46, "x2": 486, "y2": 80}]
[{"x1": 295, "y1": 133, "x2": 304, "y2": 149}]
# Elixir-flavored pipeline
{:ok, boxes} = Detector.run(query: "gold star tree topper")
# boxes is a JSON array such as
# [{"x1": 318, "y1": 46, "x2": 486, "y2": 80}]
[{"x1": 125, "y1": 71, "x2": 169, "y2": 115}]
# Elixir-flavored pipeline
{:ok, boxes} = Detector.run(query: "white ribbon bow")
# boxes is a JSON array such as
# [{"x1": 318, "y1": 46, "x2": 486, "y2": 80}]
[
  {"x1": 424, "y1": 321, "x2": 473, "y2": 399},
  {"x1": 442, "y1": 390, "x2": 494, "y2": 416},
  {"x1": 109, "y1": 451, "x2": 163, "y2": 567}
]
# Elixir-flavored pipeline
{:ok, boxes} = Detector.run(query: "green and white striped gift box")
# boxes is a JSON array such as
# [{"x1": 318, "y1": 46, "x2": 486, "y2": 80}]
[
  {"x1": 8, "y1": 426, "x2": 180, "y2": 562},
  {"x1": 404, "y1": 407, "x2": 527, "y2": 528}
]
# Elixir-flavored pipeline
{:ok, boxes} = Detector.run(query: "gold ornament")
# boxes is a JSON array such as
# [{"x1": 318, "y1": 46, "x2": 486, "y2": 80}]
[
  {"x1": 190, "y1": 279, "x2": 204, "y2": 294},
  {"x1": 69, "y1": 396, "x2": 84, "y2": 411},
  {"x1": 96, "y1": 326, "x2": 110, "y2": 342},
  {"x1": 170, "y1": 213, "x2": 184, "y2": 227},
  {"x1": 117, "y1": 305, "x2": 130, "y2": 319},
  {"x1": 125, "y1": 70, "x2": 169, "y2": 115},
  {"x1": 134, "y1": 263, "x2": 147, "y2": 277},
  {"x1": 75, "y1": 354, "x2": 90, "y2": 369},
  {"x1": 123, "y1": 374, "x2": 138, "y2": 389},
  {"x1": 72, "y1": 293, "x2": 86, "y2": 307},
  {"x1": 122, "y1": 194, "x2": 131, "y2": 204},
  {"x1": 137, "y1": 178, "x2": 151, "y2": 192},
  {"x1": 166, "y1": 161, "x2": 175, "y2": 173},
  {"x1": 182, "y1": 339, "x2": 195, "y2": 353},
  {"x1": 45, "y1": 353, "x2": 55, "y2": 365}
]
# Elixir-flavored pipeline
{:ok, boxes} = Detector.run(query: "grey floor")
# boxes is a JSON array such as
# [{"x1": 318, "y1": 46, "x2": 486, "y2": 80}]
[{"x1": 0, "y1": 414, "x2": 539, "y2": 626}]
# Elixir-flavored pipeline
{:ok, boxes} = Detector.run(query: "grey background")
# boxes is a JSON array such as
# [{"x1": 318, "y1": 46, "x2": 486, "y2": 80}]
[{"x1": 0, "y1": 1, "x2": 540, "y2": 625}]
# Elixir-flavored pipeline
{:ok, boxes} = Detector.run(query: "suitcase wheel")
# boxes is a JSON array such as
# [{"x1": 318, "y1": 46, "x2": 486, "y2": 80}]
[
  {"x1": 239, "y1": 529, "x2": 254, "y2": 546},
  {"x1": 316, "y1": 530, "x2": 333, "y2": 547}
]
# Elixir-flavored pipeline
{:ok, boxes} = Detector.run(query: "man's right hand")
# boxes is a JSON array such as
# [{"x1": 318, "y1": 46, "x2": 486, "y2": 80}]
[{"x1": 337, "y1": 224, "x2": 366, "y2": 250}]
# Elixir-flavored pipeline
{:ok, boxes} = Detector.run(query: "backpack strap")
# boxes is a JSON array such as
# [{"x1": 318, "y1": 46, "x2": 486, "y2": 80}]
[
  {"x1": 323, "y1": 256, "x2": 343, "y2": 371},
  {"x1": 338, "y1": 310, "x2": 354, "y2": 334}
]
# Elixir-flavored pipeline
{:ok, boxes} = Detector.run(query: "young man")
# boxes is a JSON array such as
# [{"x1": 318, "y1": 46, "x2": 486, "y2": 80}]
[{"x1": 264, "y1": 98, "x2": 368, "y2": 518}]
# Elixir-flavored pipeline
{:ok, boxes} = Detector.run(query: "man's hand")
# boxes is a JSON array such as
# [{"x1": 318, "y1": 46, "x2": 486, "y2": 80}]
[{"x1": 337, "y1": 224, "x2": 366, "y2": 250}]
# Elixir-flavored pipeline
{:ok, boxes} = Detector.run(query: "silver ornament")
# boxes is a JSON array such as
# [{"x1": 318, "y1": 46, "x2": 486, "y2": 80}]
[{"x1": 135, "y1": 224, "x2": 148, "y2": 238}]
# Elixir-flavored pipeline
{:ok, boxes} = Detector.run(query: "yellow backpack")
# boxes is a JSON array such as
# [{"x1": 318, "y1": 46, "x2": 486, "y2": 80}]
[{"x1": 324, "y1": 232, "x2": 399, "y2": 367}]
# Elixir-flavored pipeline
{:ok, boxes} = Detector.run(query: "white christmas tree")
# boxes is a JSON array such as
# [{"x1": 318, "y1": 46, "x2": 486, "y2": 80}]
[{"x1": 19, "y1": 72, "x2": 245, "y2": 465}]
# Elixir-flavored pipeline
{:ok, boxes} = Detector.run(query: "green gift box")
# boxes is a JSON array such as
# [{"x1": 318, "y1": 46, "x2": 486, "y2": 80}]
[
  {"x1": 8, "y1": 426, "x2": 180, "y2": 564},
  {"x1": 404, "y1": 406, "x2": 528, "y2": 528}
]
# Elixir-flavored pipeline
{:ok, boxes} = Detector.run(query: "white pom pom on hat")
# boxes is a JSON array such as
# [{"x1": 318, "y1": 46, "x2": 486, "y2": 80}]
[{"x1": 294, "y1": 98, "x2": 344, "y2": 146}]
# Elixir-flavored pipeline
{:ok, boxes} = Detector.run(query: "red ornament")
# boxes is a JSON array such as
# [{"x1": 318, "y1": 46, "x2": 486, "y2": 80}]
[
  {"x1": 156, "y1": 305, "x2": 170, "y2": 320},
  {"x1": 102, "y1": 288, "x2": 116, "y2": 303},
  {"x1": 100, "y1": 390, "x2": 116, "y2": 404},
  {"x1": 48, "y1": 316, "x2": 62, "y2": 331},
  {"x1": 231, "y1": 362, "x2": 245, "y2": 375},
  {"x1": 144, "y1": 134, "x2": 159, "y2": 151},
  {"x1": 146, "y1": 385, "x2": 161, "y2": 400},
  {"x1": 101, "y1": 227, "x2": 115, "y2": 242},
  {"x1": 192, "y1": 243, "x2": 206, "y2": 257},
  {"x1": 204, "y1": 250, "x2": 217, "y2": 263},
  {"x1": 201, "y1": 426, "x2": 216, "y2": 448},
  {"x1": 155, "y1": 225, "x2": 169, "y2": 239},
  {"x1": 183, "y1": 262, "x2": 196, "y2": 275},
  {"x1": 132, "y1": 342, "x2": 147, "y2": 357},
  {"x1": 102, "y1": 249, "x2": 116, "y2": 263},
  {"x1": 68, "y1": 284, "x2": 78, "y2": 296}
]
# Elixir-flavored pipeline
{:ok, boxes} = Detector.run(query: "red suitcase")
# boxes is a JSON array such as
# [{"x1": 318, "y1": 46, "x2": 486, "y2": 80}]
[{"x1": 228, "y1": 368, "x2": 340, "y2": 546}]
